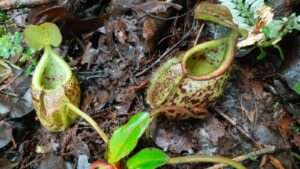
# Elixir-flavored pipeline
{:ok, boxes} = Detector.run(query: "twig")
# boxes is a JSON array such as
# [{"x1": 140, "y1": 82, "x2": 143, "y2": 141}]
[
  {"x1": 85, "y1": 74, "x2": 108, "y2": 80},
  {"x1": 214, "y1": 108, "x2": 285, "y2": 169},
  {"x1": 206, "y1": 146, "x2": 276, "y2": 169},
  {"x1": 129, "y1": 5, "x2": 195, "y2": 21},
  {"x1": 214, "y1": 108, "x2": 261, "y2": 148},
  {"x1": 0, "y1": 0, "x2": 56, "y2": 10},
  {"x1": 135, "y1": 30, "x2": 192, "y2": 77},
  {"x1": 76, "y1": 70, "x2": 105, "y2": 74},
  {"x1": 193, "y1": 23, "x2": 204, "y2": 46},
  {"x1": 167, "y1": 155, "x2": 246, "y2": 169}
]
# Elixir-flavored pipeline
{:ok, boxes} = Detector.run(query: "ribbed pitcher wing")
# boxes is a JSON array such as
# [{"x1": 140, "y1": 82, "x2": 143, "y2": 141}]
[{"x1": 146, "y1": 57, "x2": 184, "y2": 108}]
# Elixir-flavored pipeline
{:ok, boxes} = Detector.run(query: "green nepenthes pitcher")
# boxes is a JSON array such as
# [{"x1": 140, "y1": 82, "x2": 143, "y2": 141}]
[
  {"x1": 25, "y1": 23, "x2": 108, "y2": 143},
  {"x1": 147, "y1": 2, "x2": 247, "y2": 120}
]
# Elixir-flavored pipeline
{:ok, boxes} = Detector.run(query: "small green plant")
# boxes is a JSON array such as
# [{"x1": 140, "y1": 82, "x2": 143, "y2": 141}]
[
  {"x1": 0, "y1": 31, "x2": 36, "y2": 75},
  {"x1": 261, "y1": 14, "x2": 300, "y2": 44},
  {"x1": 0, "y1": 10, "x2": 8, "y2": 36},
  {"x1": 291, "y1": 123, "x2": 300, "y2": 133},
  {"x1": 249, "y1": 155, "x2": 258, "y2": 161},
  {"x1": 293, "y1": 82, "x2": 300, "y2": 95},
  {"x1": 292, "y1": 152, "x2": 300, "y2": 161},
  {"x1": 24, "y1": 22, "x2": 108, "y2": 143},
  {"x1": 218, "y1": 0, "x2": 300, "y2": 60},
  {"x1": 0, "y1": 32, "x2": 23, "y2": 59},
  {"x1": 259, "y1": 14, "x2": 300, "y2": 60},
  {"x1": 0, "y1": 10, "x2": 36, "y2": 76},
  {"x1": 91, "y1": 112, "x2": 246, "y2": 169}
]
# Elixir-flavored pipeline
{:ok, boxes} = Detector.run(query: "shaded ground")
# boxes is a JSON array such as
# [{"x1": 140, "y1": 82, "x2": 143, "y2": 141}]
[{"x1": 0, "y1": 0, "x2": 300, "y2": 169}]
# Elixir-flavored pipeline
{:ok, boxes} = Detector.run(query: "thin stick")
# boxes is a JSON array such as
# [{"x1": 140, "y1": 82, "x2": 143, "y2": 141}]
[
  {"x1": 11, "y1": 137, "x2": 17, "y2": 149},
  {"x1": 129, "y1": 4, "x2": 195, "y2": 21},
  {"x1": 206, "y1": 146, "x2": 276, "y2": 169},
  {"x1": 214, "y1": 109, "x2": 261, "y2": 148},
  {"x1": 135, "y1": 30, "x2": 192, "y2": 77},
  {"x1": 67, "y1": 103, "x2": 109, "y2": 144},
  {"x1": 167, "y1": 155, "x2": 246, "y2": 169},
  {"x1": 0, "y1": 0, "x2": 55, "y2": 10},
  {"x1": 193, "y1": 23, "x2": 205, "y2": 46},
  {"x1": 214, "y1": 109, "x2": 285, "y2": 168}
]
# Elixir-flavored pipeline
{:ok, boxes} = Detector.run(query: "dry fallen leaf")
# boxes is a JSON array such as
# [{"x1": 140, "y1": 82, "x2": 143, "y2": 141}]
[
  {"x1": 276, "y1": 112, "x2": 293, "y2": 141},
  {"x1": 241, "y1": 91, "x2": 256, "y2": 123},
  {"x1": 268, "y1": 155, "x2": 285, "y2": 169},
  {"x1": 28, "y1": 6, "x2": 109, "y2": 39},
  {"x1": 0, "y1": 121, "x2": 13, "y2": 149},
  {"x1": 291, "y1": 134, "x2": 300, "y2": 148},
  {"x1": 204, "y1": 117, "x2": 225, "y2": 145},
  {"x1": 250, "y1": 80, "x2": 264, "y2": 99}
]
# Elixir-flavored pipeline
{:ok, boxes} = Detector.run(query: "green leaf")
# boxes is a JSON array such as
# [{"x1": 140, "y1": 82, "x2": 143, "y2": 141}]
[
  {"x1": 108, "y1": 112, "x2": 150, "y2": 163},
  {"x1": 274, "y1": 45, "x2": 284, "y2": 60},
  {"x1": 264, "y1": 20, "x2": 284, "y2": 39},
  {"x1": 25, "y1": 58, "x2": 37, "y2": 76},
  {"x1": 0, "y1": 27, "x2": 4, "y2": 37},
  {"x1": 262, "y1": 14, "x2": 300, "y2": 43},
  {"x1": 292, "y1": 152, "x2": 300, "y2": 161},
  {"x1": 14, "y1": 32, "x2": 23, "y2": 43},
  {"x1": 24, "y1": 22, "x2": 62, "y2": 51},
  {"x1": 127, "y1": 148, "x2": 169, "y2": 169},
  {"x1": 0, "y1": 11, "x2": 8, "y2": 22},
  {"x1": 256, "y1": 48, "x2": 267, "y2": 61},
  {"x1": 25, "y1": 48, "x2": 35, "y2": 57},
  {"x1": 261, "y1": 26, "x2": 270, "y2": 38},
  {"x1": 293, "y1": 83, "x2": 300, "y2": 95}
]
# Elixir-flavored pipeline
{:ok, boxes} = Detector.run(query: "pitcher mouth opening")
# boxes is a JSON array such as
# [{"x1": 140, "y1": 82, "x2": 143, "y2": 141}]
[
  {"x1": 182, "y1": 31, "x2": 238, "y2": 81},
  {"x1": 32, "y1": 46, "x2": 72, "y2": 92}
]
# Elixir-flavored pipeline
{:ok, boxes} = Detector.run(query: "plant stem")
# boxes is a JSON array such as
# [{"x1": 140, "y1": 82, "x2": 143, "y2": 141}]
[
  {"x1": 166, "y1": 155, "x2": 246, "y2": 169},
  {"x1": 145, "y1": 112, "x2": 161, "y2": 140},
  {"x1": 67, "y1": 103, "x2": 109, "y2": 144},
  {"x1": 207, "y1": 146, "x2": 276, "y2": 169}
]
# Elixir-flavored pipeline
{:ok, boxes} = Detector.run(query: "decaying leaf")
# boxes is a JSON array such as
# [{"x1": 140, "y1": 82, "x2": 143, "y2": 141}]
[
  {"x1": 28, "y1": 6, "x2": 109, "y2": 39},
  {"x1": 240, "y1": 91, "x2": 256, "y2": 123},
  {"x1": 237, "y1": 5, "x2": 274, "y2": 48},
  {"x1": 204, "y1": 117, "x2": 225, "y2": 145},
  {"x1": 0, "y1": 66, "x2": 33, "y2": 118},
  {"x1": 141, "y1": 1, "x2": 182, "y2": 52},
  {"x1": 39, "y1": 153, "x2": 66, "y2": 169}
]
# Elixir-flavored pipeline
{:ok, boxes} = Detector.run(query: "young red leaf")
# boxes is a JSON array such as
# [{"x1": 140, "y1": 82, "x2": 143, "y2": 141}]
[{"x1": 90, "y1": 161, "x2": 115, "y2": 169}]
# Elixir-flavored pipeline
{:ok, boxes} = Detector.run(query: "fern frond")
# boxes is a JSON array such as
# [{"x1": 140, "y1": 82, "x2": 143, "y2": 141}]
[{"x1": 218, "y1": 0, "x2": 264, "y2": 30}]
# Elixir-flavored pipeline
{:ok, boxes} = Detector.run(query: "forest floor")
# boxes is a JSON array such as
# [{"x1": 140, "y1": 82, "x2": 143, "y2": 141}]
[{"x1": 0, "y1": 0, "x2": 300, "y2": 169}]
